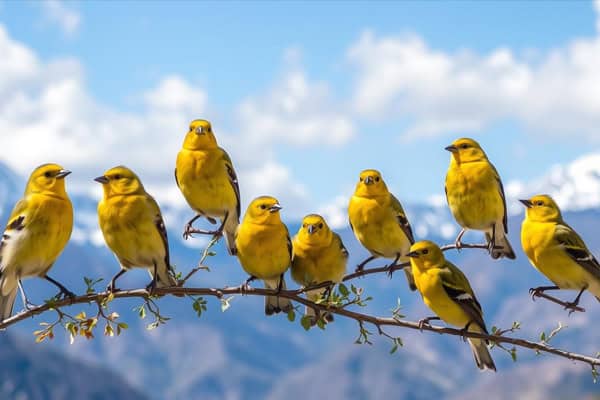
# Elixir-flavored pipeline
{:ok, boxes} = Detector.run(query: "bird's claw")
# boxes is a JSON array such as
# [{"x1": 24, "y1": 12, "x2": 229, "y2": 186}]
[
  {"x1": 529, "y1": 287, "x2": 541, "y2": 301},
  {"x1": 386, "y1": 264, "x2": 396, "y2": 278},
  {"x1": 417, "y1": 319, "x2": 431, "y2": 331}
]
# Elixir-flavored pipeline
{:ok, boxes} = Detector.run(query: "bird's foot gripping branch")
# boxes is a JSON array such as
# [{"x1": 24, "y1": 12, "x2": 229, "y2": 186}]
[{"x1": 1, "y1": 240, "x2": 599, "y2": 380}]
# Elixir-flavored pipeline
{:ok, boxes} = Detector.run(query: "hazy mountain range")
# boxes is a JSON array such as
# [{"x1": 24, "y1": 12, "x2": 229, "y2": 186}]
[{"x1": 0, "y1": 156, "x2": 599, "y2": 399}]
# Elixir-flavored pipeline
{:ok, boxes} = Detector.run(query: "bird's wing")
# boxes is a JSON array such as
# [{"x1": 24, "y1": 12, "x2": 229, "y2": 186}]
[
  {"x1": 491, "y1": 164, "x2": 508, "y2": 234},
  {"x1": 220, "y1": 148, "x2": 241, "y2": 218},
  {"x1": 390, "y1": 194, "x2": 415, "y2": 244},
  {"x1": 146, "y1": 195, "x2": 172, "y2": 271},
  {"x1": 1, "y1": 199, "x2": 29, "y2": 271},
  {"x1": 555, "y1": 222, "x2": 600, "y2": 281},
  {"x1": 440, "y1": 262, "x2": 487, "y2": 333},
  {"x1": 333, "y1": 232, "x2": 349, "y2": 259},
  {"x1": 174, "y1": 168, "x2": 179, "y2": 188},
  {"x1": 285, "y1": 225, "x2": 293, "y2": 262}
]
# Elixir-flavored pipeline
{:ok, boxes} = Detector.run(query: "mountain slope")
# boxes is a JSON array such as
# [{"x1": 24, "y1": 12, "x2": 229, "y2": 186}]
[{"x1": 0, "y1": 332, "x2": 148, "y2": 400}]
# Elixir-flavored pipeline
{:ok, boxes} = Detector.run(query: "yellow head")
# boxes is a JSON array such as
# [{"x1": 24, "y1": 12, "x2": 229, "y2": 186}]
[
  {"x1": 25, "y1": 163, "x2": 71, "y2": 197},
  {"x1": 445, "y1": 138, "x2": 488, "y2": 165},
  {"x1": 520, "y1": 194, "x2": 562, "y2": 222},
  {"x1": 94, "y1": 166, "x2": 145, "y2": 197},
  {"x1": 407, "y1": 240, "x2": 445, "y2": 270},
  {"x1": 354, "y1": 169, "x2": 389, "y2": 197},
  {"x1": 243, "y1": 196, "x2": 283, "y2": 225},
  {"x1": 181, "y1": 119, "x2": 218, "y2": 150},
  {"x1": 296, "y1": 214, "x2": 333, "y2": 246}
]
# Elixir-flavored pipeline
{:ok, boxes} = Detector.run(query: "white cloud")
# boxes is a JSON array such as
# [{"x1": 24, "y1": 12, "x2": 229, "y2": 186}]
[
  {"x1": 237, "y1": 58, "x2": 355, "y2": 147},
  {"x1": 239, "y1": 161, "x2": 310, "y2": 219},
  {"x1": 0, "y1": 25, "x2": 316, "y2": 220},
  {"x1": 41, "y1": 0, "x2": 81, "y2": 36},
  {"x1": 349, "y1": 22, "x2": 600, "y2": 142}
]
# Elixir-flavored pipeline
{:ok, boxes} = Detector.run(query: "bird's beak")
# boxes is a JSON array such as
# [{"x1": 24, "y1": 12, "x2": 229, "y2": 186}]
[
  {"x1": 94, "y1": 175, "x2": 109, "y2": 184},
  {"x1": 307, "y1": 224, "x2": 316, "y2": 234},
  {"x1": 195, "y1": 127, "x2": 205, "y2": 135},
  {"x1": 444, "y1": 145, "x2": 458, "y2": 153},
  {"x1": 519, "y1": 199, "x2": 533, "y2": 208},
  {"x1": 269, "y1": 203, "x2": 282, "y2": 213},
  {"x1": 407, "y1": 251, "x2": 419, "y2": 258},
  {"x1": 55, "y1": 169, "x2": 71, "y2": 179},
  {"x1": 364, "y1": 176, "x2": 374, "y2": 185}
]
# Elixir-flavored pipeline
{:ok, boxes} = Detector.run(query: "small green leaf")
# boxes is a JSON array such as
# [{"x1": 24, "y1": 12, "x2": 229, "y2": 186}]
[
  {"x1": 390, "y1": 344, "x2": 398, "y2": 354},
  {"x1": 287, "y1": 309, "x2": 296, "y2": 322},
  {"x1": 540, "y1": 332, "x2": 546, "y2": 341},
  {"x1": 300, "y1": 316, "x2": 312, "y2": 331},
  {"x1": 338, "y1": 284, "x2": 349, "y2": 297},
  {"x1": 316, "y1": 318, "x2": 326, "y2": 330},
  {"x1": 510, "y1": 347, "x2": 518, "y2": 362}
]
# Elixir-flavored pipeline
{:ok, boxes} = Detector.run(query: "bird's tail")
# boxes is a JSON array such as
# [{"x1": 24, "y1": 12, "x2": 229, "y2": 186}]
[
  {"x1": 151, "y1": 262, "x2": 178, "y2": 288},
  {"x1": 264, "y1": 277, "x2": 293, "y2": 316},
  {"x1": 223, "y1": 213, "x2": 239, "y2": 256},
  {"x1": 467, "y1": 337, "x2": 497, "y2": 371},
  {"x1": 0, "y1": 273, "x2": 18, "y2": 323},
  {"x1": 487, "y1": 225, "x2": 516, "y2": 260}
]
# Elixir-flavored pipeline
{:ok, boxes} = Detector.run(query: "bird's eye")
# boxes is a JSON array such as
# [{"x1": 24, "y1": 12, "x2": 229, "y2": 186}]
[
  {"x1": 44, "y1": 171, "x2": 52, "y2": 178},
  {"x1": 359, "y1": 177, "x2": 363, "y2": 182},
  {"x1": 536, "y1": 201, "x2": 544, "y2": 206},
  {"x1": 318, "y1": 223, "x2": 323, "y2": 229},
  {"x1": 113, "y1": 174, "x2": 121, "y2": 180},
  {"x1": 460, "y1": 144, "x2": 469, "y2": 149},
  {"x1": 260, "y1": 204, "x2": 267, "y2": 210},
  {"x1": 375, "y1": 177, "x2": 380, "y2": 182},
  {"x1": 422, "y1": 249, "x2": 429, "y2": 255},
  {"x1": 302, "y1": 224, "x2": 307, "y2": 228}
]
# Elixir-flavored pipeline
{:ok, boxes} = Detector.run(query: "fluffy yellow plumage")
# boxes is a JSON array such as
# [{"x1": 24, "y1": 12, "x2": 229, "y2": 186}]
[
  {"x1": 0, "y1": 164, "x2": 74, "y2": 321},
  {"x1": 175, "y1": 119, "x2": 240, "y2": 255},
  {"x1": 445, "y1": 138, "x2": 515, "y2": 259},
  {"x1": 96, "y1": 166, "x2": 177, "y2": 292},
  {"x1": 520, "y1": 194, "x2": 600, "y2": 309},
  {"x1": 291, "y1": 214, "x2": 348, "y2": 325},
  {"x1": 235, "y1": 196, "x2": 293, "y2": 315},
  {"x1": 348, "y1": 169, "x2": 416, "y2": 291},
  {"x1": 408, "y1": 240, "x2": 496, "y2": 371}
]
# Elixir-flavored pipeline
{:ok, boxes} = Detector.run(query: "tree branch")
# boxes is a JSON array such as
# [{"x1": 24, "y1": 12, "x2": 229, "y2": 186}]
[{"x1": 1, "y1": 284, "x2": 598, "y2": 368}]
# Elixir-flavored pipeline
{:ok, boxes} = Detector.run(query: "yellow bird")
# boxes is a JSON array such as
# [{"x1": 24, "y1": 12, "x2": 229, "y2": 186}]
[
  {"x1": 175, "y1": 119, "x2": 240, "y2": 255},
  {"x1": 0, "y1": 164, "x2": 74, "y2": 321},
  {"x1": 408, "y1": 240, "x2": 496, "y2": 371},
  {"x1": 520, "y1": 194, "x2": 600, "y2": 310},
  {"x1": 445, "y1": 138, "x2": 515, "y2": 259},
  {"x1": 291, "y1": 214, "x2": 348, "y2": 325},
  {"x1": 95, "y1": 166, "x2": 178, "y2": 292},
  {"x1": 348, "y1": 169, "x2": 416, "y2": 291},
  {"x1": 235, "y1": 196, "x2": 293, "y2": 315}
]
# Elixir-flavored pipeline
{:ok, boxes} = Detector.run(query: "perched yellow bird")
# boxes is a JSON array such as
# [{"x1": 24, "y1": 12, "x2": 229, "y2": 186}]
[
  {"x1": 408, "y1": 240, "x2": 496, "y2": 371},
  {"x1": 175, "y1": 119, "x2": 240, "y2": 255},
  {"x1": 291, "y1": 214, "x2": 348, "y2": 325},
  {"x1": 0, "y1": 164, "x2": 74, "y2": 321},
  {"x1": 235, "y1": 196, "x2": 293, "y2": 315},
  {"x1": 95, "y1": 166, "x2": 177, "y2": 292},
  {"x1": 520, "y1": 194, "x2": 600, "y2": 310},
  {"x1": 445, "y1": 138, "x2": 515, "y2": 259},
  {"x1": 348, "y1": 169, "x2": 416, "y2": 291}
]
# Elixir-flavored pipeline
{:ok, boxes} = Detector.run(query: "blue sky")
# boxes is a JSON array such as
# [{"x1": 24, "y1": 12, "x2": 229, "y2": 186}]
[{"x1": 1, "y1": 0, "x2": 600, "y2": 223}]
